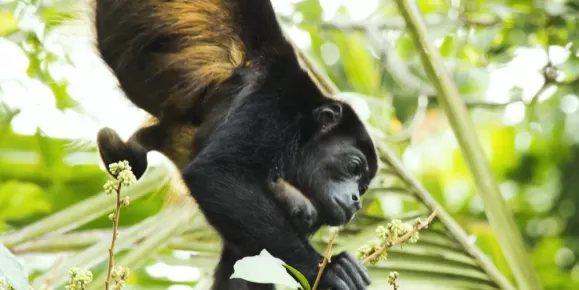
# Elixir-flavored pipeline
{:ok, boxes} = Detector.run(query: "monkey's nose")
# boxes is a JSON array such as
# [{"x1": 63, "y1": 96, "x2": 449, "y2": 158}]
[{"x1": 351, "y1": 194, "x2": 361, "y2": 210}]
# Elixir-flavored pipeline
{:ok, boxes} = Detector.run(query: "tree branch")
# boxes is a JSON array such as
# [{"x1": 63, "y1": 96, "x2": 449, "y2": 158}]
[{"x1": 392, "y1": 0, "x2": 542, "y2": 289}]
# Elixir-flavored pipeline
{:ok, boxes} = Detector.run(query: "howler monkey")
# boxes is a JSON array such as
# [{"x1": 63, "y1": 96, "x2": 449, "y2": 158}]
[{"x1": 94, "y1": 0, "x2": 378, "y2": 289}]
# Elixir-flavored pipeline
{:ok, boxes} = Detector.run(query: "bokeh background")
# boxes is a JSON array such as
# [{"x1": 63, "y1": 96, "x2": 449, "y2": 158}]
[{"x1": 1, "y1": 0, "x2": 578, "y2": 289}]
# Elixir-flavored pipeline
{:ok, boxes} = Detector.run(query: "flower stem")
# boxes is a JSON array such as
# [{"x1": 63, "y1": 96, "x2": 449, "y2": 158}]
[
  {"x1": 105, "y1": 182, "x2": 123, "y2": 290},
  {"x1": 362, "y1": 210, "x2": 436, "y2": 264}
]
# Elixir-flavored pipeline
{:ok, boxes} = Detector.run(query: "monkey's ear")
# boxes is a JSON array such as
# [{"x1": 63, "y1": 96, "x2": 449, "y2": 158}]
[{"x1": 313, "y1": 103, "x2": 342, "y2": 128}]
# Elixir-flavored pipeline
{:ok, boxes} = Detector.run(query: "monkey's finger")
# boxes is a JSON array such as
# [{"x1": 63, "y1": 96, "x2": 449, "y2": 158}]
[
  {"x1": 339, "y1": 257, "x2": 368, "y2": 288},
  {"x1": 335, "y1": 263, "x2": 359, "y2": 290},
  {"x1": 331, "y1": 277, "x2": 350, "y2": 290},
  {"x1": 342, "y1": 253, "x2": 371, "y2": 285}
]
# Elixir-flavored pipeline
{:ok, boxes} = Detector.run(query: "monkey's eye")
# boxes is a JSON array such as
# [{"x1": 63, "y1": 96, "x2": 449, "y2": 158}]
[
  {"x1": 347, "y1": 159, "x2": 362, "y2": 176},
  {"x1": 359, "y1": 184, "x2": 369, "y2": 194}
]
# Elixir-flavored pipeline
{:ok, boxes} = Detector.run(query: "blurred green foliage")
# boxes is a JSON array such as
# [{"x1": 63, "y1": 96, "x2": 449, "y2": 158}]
[{"x1": 2, "y1": 0, "x2": 579, "y2": 289}]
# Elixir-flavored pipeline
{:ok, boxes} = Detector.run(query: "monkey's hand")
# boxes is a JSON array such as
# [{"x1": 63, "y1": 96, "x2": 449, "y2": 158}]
[
  {"x1": 96, "y1": 127, "x2": 148, "y2": 179},
  {"x1": 317, "y1": 252, "x2": 371, "y2": 290},
  {"x1": 290, "y1": 198, "x2": 318, "y2": 233}
]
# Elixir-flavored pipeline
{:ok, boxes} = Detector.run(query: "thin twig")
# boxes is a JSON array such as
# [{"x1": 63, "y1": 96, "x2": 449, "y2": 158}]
[
  {"x1": 278, "y1": 14, "x2": 500, "y2": 32},
  {"x1": 311, "y1": 230, "x2": 338, "y2": 290},
  {"x1": 362, "y1": 210, "x2": 437, "y2": 264},
  {"x1": 428, "y1": 95, "x2": 524, "y2": 109},
  {"x1": 105, "y1": 182, "x2": 123, "y2": 290}
]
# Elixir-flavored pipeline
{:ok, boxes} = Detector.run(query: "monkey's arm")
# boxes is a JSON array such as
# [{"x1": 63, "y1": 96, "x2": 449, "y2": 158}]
[
  {"x1": 182, "y1": 158, "x2": 323, "y2": 282},
  {"x1": 270, "y1": 179, "x2": 318, "y2": 232}
]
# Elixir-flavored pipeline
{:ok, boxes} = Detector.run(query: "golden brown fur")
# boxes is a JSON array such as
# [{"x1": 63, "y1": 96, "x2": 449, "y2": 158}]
[
  {"x1": 94, "y1": 0, "x2": 252, "y2": 123},
  {"x1": 138, "y1": 116, "x2": 199, "y2": 169}
]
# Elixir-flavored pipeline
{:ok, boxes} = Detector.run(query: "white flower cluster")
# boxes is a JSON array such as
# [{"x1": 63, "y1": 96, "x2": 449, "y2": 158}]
[
  {"x1": 108, "y1": 160, "x2": 131, "y2": 176},
  {"x1": 120, "y1": 196, "x2": 130, "y2": 207},
  {"x1": 0, "y1": 277, "x2": 15, "y2": 290},
  {"x1": 356, "y1": 239, "x2": 385, "y2": 264},
  {"x1": 388, "y1": 271, "x2": 399, "y2": 286},
  {"x1": 104, "y1": 180, "x2": 118, "y2": 195},
  {"x1": 103, "y1": 161, "x2": 136, "y2": 195},
  {"x1": 376, "y1": 219, "x2": 420, "y2": 244},
  {"x1": 65, "y1": 268, "x2": 93, "y2": 290},
  {"x1": 357, "y1": 218, "x2": 423, "y2": 265},
  {"x1": 111, "y1": 266, "x2": 130, "y2": 290}
]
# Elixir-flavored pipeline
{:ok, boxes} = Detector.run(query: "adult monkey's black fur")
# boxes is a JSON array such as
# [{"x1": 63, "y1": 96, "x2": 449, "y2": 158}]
[{"x1": 94, "y1": 0, "x2": 378, "y2": 289}]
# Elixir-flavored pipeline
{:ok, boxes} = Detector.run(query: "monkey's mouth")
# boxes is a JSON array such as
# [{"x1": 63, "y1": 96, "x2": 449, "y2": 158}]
[{"x1": 328, "y1": 197, "x2": 356, "y2": 225}]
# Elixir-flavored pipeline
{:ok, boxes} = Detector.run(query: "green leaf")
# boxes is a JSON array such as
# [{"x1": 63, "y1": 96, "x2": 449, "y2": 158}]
[
  {"x1": 0, "y1": 165, "x2": 170, "y2": 247},
  {"x1": 0, "y1": 180, "x2": 52, "y2": 224},
  {"x1": 294, "y1": 0, "x2": 323, "y2": 23},
  {"x1": 34, "y1": 130, "x2": 65, "y2": 176},
  {"x1": 332, "y1": 33, "x2": 380, "y2": 95},
  {"x1": 397, "y1": 34, "x2": 417, "y2": 61},
  {"x1": 50, "y1": 80, "x2": 78, "y2": 110},
  {"x1": 230, "y1": 249, "x2": 302, "y2": 289},
  {"x1": 439, "y1": 35, "x2": 455, "y2": 58},
  {"x1": 471, "y1": 26, "x2": 502, "y2": 51},
  {"x1": 0, "y1": 10, "x2": 18, "y2": 36},
  {"x1": 456, "y1": 67, "x2": 490, "y2": 95},
  {"x1": 416, "y1": 0, "x2": 448, "y2": 14},
  {"x1": 0, "y1": 105, "x2": 20, "y2": 139},
  {"x1": 39, "y1": 7, "x2": 76, "y2": 29},
  {"x1": 0, "y1": 242, "x2": 29, "y2": 290},
  {"x1": 459, "y1": 44, "x2": 486, "y2": 66},
  {"x1": 558, "y1": 53, "x2": 579, "y2": 80},
  {"x1": 283, "y1": 264, "x2": 311, "y2": 290}
]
